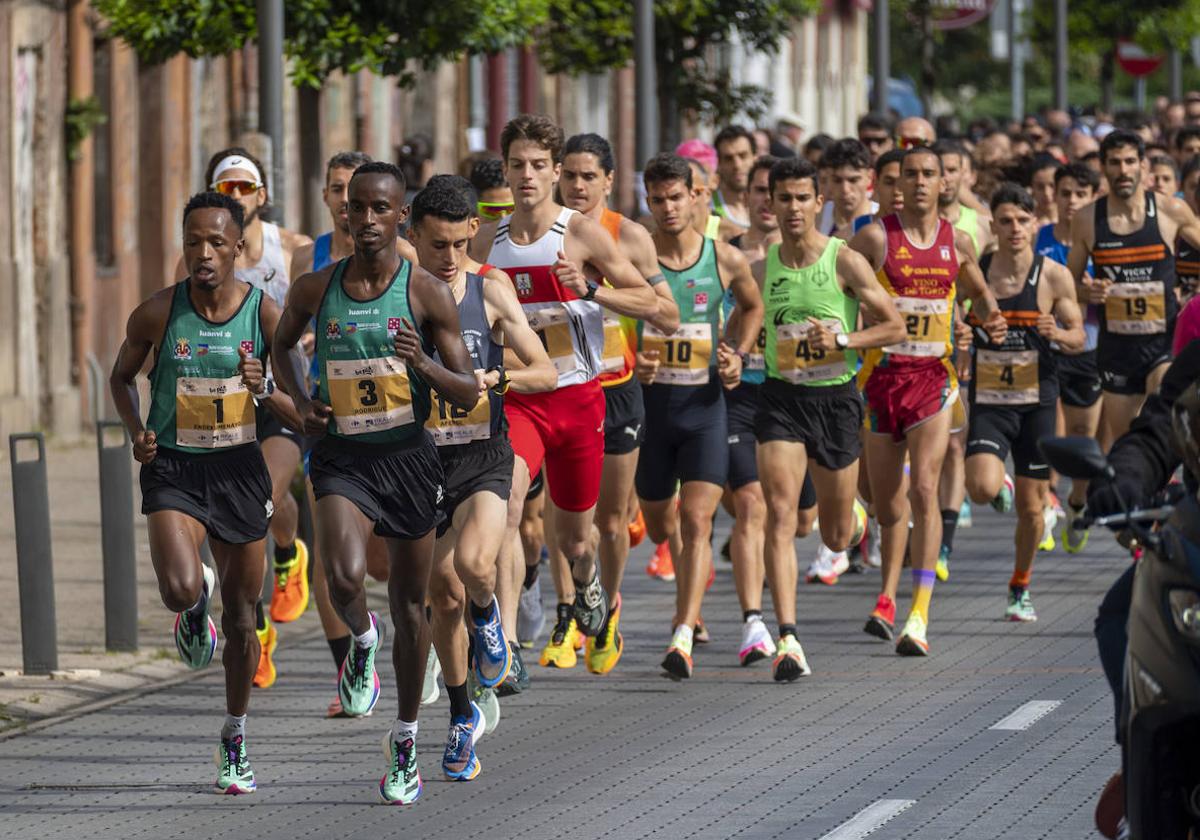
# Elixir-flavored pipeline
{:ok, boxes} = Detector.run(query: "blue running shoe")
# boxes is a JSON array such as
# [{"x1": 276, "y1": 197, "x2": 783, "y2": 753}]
[
  {"x1": 338, "y1": 613, "x2": 382, "y2": 717},
  {"x1": 470, "y1": 596, "x2": 511, "y2": 689},
  {"x1": 175, "y1": 564, "x2": 217, "y2": 670},
  {"x1": 442, "y1": 701, "x2": 483, "y2": 781}
]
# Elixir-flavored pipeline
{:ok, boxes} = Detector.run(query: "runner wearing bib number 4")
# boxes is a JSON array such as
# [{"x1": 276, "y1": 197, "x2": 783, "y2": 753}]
[
  {"x1": 849, "y1": 147, "x2": 1007, "y2": 657},
  {"x1": 273, "y1": 163, "x2": 481, "y2": 806},
  {"x1": 754, "y1": 158, "x2": 905, "y2": 682},
  {"x1": 110, "y1": 193, "x2": 303, "y2": 794},
  {"x1": 637, "y1": 153, "x2": 764, "y2": 680},
  {"x1": 966, "y1": 184, "x2": 1085, "y2": 624}
]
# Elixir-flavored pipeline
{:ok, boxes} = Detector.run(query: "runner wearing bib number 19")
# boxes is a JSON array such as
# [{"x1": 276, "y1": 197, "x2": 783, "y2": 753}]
[
  {"x1": 273, "y1": 162, "x2": 482, "y2": 806},
  {"x1": 964, "y1": 184, "x2": 1085, "y2": 624},
  {"x1": 753, "y1": 157, "x2": 906, "y2": 682},
  {"x1": 637, "y1": 153, "x2": 764, "y2": 680},
  {"x1": 110, "y1": 192, "x2": 303, "y2": 794},
  {"x1": 849, "y1": 146, "x2": 1007, "y2": 657}
]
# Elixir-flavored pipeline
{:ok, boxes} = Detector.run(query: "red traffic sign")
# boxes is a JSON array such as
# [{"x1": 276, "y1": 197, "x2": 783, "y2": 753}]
[
  {"x1": 932, "y1": 0, "x2": 996, "y2": 31},
  {"x1": 1116, "y1": 38, "x2": 1165, "y2": 78}
]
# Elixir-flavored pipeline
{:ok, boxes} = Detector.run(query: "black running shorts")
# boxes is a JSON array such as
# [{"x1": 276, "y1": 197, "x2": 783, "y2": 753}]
[
  {"x1": 1057, "y1": 350, "x2": 1103, "y2": 409},
  {"x1": 436, "y1": 437, "x2": 515, "y2": 538},
  {"x1": 636, "y1": 381, "x2": 728, "y2": 501},
  {"x1": 1098, "y1": 334, "x2": 1172, "y2": 396},
  {"x1": 726, "y1": 381, "x2": 760, "y2": 490},
  {"x1": 754, "y1": 379, "x2": 864, "y2": 471},
  {"x1": 603, "y1": 377, "x2": 645, "y2": 456},
  {"x1": 966, "y1": 404, "x2": 1056, "y2": 480}
]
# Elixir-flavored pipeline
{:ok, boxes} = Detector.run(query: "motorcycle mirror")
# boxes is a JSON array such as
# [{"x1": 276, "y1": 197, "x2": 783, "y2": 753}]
[{"x1": 1038, "y1": 435, "x2": 1112, "y2": 480}]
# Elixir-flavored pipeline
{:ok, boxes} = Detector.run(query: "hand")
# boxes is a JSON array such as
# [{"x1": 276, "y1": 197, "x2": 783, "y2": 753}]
[
  {"x1": 983, "y1": 309, "x2": 1008, "y2": 344},
  {"x1": 717, "y1": 342, "x2": 742, "y2": 389},
  {"x1": 300, "y1": 330, "x2": 316, "y2": 355},
  {"x1": 552, "y1": 249, "x2": 588, "y2": 297},
  {"x1": 237, "y1": 347, "x2": 266, "y2": 395},
  {"x1": 477, "y1": 368, "x2": 501, "y2": 392},
  {"x1": 300, "y1": 399, "x2": 333, "y2": 436},
  {"x1": 133, "y1": 429, "x2": 158, "y2": 464},
  {"x1": 635, "y1": 349, "x2": 660, "y2": 385},
  {"x1": 1083, "y1": 278, "x2": 1111, "y2": 305},
  {"x1": 1036, "y1": 313, "x2": 1059, "y2": 342},
  {"x1": 1087, "y1": 475, "x2": 1145, "y2": 520},
  {"x1": 392, "y1": 317, "x2": 427, "y2": 371},
  {"x1": 955, "y1": 348, "x2": 972, "y2": 382},
  {"x1": 954, "y1": 319, "x2": 973, "y2": 352},
  {"x1": 805, "y1": 318, "x2": 839, "y2": 352}
]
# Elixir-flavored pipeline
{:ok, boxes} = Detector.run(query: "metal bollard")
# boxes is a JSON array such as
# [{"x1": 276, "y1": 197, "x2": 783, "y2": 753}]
[
  {"x1": 9, "y1": 433, "x2": 58, "y2": 674},
  {"x1": 97, "y1": 421, "x2": 138, "y2": 652}
]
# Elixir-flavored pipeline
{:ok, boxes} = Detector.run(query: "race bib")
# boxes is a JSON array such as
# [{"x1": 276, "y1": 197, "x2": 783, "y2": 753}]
[
  {"x1": 1104, "y1": 282, "x2": 1166, "y2": 335},
  {"x1": 326, "y1": 356, "x2": 413, "y2": 436},
  {"x1": 175, "y1": 375, "x2": 255, "y2": 448},
  {"x1": 426, "y1": 385, "x2": 491, "y2": 446},
  {"x1": 975, "y1": 348, "x2": 1039, "y2": 405},
  {"x1": 642, "y1": 322, "x2": 712, "y2": 385},
  {"x1": 885, "y1": 296, "x2": 951, "y2": 358},
  {"x1": 525, "y1": 304, "x2": 577, "y2": 376},
  {"x1": 775, "y1": 320, "x2": 847, "y2": 384},
  {"x1": 600, "y1": 312, "x2": 627, "y2": 374},
  {"x1": 746, "y1": 327, "x2": 766, "y2": 372}
]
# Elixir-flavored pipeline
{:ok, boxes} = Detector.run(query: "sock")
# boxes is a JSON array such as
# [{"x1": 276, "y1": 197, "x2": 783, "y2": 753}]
[
  {"x1": 940, "y1": 508, "x2": 959, "y2": 554},
  {"x1": 555, "y1": 602, "x2": 572, "y2": 624},
  {"x1": 187, "y1": 570, "x2": 210, "y2": 615},
  {"x1": 273, "y1": 541, "x2": 297, "y2": 566},
  {"x1": 221, "y1": 713, "x2": 247, "y2": 742},
  {"x1": 1010, "y1": 568, "x2": 1032, "y2": 592},
  {"x1": 354, "y1": 619, "x2": 378, "y2": 650},
  {"x1": 391, "y1": 718, "x2": 418, "y2": 745},
  {"x1": 328, "y1": 635, "x2": 351, "y2": 667},
  {"x1": 523, "y1": 563, "x2": 540, "y2": 590},
  {"x1": 255, "y1": 600, "x2": 267, "y2": 633},
  {"x1": 446, "y1": 682, "x2": 471, "y2": 720},
  {"x1": 743, "y1": 610, "x2": 763, "y2": 624},
  {"x1": 778, "y1": 623, "x2": 798, "y2": 641},
  {"x1": 468, "y1": 598, "x2": 492, "y2": 622},
  {"x1": 672, "y1": 624, "x2": 694, "y2": 648},
  {"x1": 911, "y1": 569, "x2": 936, "y2": 623}
]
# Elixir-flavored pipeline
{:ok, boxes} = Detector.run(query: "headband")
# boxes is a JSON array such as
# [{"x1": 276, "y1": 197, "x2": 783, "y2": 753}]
[{"x1": 211, "y1": 155, "x2": 263, "y2": 188}]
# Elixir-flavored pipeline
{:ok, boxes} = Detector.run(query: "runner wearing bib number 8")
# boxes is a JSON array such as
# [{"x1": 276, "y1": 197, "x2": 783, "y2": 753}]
[{"x1": 964, "y1": 185, "x2": 1085, "y2": 624}]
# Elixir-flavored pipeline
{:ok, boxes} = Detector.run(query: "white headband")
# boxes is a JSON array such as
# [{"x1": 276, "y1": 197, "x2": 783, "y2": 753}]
[{"x1": 211, "y1": 155, "x2": 263, "y2": 187}]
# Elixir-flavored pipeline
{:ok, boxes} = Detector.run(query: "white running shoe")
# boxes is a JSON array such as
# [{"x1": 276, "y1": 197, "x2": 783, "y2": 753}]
[
  {"x1": 421, "y1": 645, "x2": 441, "y2": 706},
  {"x1": 738, "y1": 617, "x2": 776, "y2": 666},
  {"x1": 865, "y1": 517, "x2": 883, "y2": 569},
  {"x1": 806, "y1": 543, "x2": 848, "y2": 585}
]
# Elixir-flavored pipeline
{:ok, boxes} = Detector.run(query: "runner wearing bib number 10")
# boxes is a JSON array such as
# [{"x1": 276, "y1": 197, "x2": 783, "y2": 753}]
[
  {"x1": 636, "y1": 153, "x2": 764, "y2": 681},
  {"x1": 110, "y1": 193, "x2": 302, "y2": 795},
  {"x1": 273, "y1": 163, "x2": 481, "y2": 806},
  {"x1": 752, "y1": 158, "x2": 906, "y2": 682},
  {"x1": 964, "y1": 184, "x2": 1085, "y2": 625},
  {"x1": 849, "y1": 146, "x2": 1007, "y2": 658}
]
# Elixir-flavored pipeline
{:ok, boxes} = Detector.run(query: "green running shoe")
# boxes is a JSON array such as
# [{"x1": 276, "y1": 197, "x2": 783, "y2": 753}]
[
  {"x1": 421, "y1": 644, "x2": 441, "y2": 706},
  {"x1": 1038, "y1": 505, "x2": 1057, "y2": 552},
  {"x1": 935, "y1": 545, "x2": 951, "y2": 582},
  {"x1": 468, "y1": 670, "x2": 501, "y2": 736},
  {"x1": 379, "y1": 730, "x2": 422, "y2": 805},
  {"x1": 214, "y1": 734, "x2": 256, "y2": 794},
  {"x1": 991, "y1": 474, "x2": 1015, "y2": 514},
  {"x1": 175, "y1": 564, "x2": 217, "y2": 670},
  {"x1": 1005, "y1": 588, "x2": 1037, "y2": 622},
  {"x1": 1063, "y1": 503, "x2": 1089, "y2": 554},
  {"x1": 338, "y1": 614, "x2": 382, "y2": 717}
]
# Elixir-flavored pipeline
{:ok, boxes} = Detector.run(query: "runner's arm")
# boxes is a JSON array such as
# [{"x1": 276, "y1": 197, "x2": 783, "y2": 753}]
[
  {"x1": 467, "y1": 220, "x2": 499, "y2": 263},
  {"x1": 622, "y1": 220, "x2": 681, "y2": 334},
  {"x1": 289, "y1": 242, "x2": 314, "y2": 282},
  {"x1": 483, "y1": 274, "x2": 558, "y2": 394},
  {"x1": 719, "y1": 242, "x2": 764, "y2": 354},
  {"x1": 109, "y1": 292, "x2": 171, "y2": 442},
  {"x1": 1042, "y1": 261, "x2": 1086, "y2": 354},
  {"x1": 254, "y1": 297, "x2": 304, "y2": 431},
  {"x1": 954, "y1": 233, "x2": 1007, "y2": 344},
  {"x1": 1166, "y1": 194, "x2": 1200, "y2": 252},
  {"x1": 271, "y1": 271, "x2": 325, "y2": 411},
  {"x1": 847, "y1": 222, "x2": 887, "y2": 272},
  {"x1": 1068, "y1": 203, "x2": 1105, "y2": 304},
  {"x1": 407, "y1": 270, "x2": 481, "y2": 411},
  {"x1": 568, "y1": 215, "x2": 657, "y2": 319},
  {"x1": 837, "y1": 247, "x2": 906, "y2": 349}
]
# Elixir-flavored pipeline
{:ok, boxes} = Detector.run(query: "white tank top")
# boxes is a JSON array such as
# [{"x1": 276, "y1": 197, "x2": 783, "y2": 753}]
[
  {"x1": 236, "y1": 221, "x2": 290, "y2": 308},
  {"x1": 488, "y1": 207, "x2": 605, "y2": 388}
]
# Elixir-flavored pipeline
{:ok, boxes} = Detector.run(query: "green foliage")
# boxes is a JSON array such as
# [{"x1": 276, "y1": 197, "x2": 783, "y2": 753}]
[
  {"x1": 94, "y1": 0, "x2": 255, "y2": 63},
  {"x1": 65, "y1": 96, "x2": 108, "y2": 162}
]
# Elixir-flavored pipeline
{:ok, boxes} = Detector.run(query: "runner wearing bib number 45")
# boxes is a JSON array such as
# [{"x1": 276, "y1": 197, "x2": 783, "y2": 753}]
[
  {"x1": 110, "y1": 193, "x2": 303, "y2": 795},
  {"x1": 965, "y1": 185, "x2": 1085, "y2": 624},
  {"x1": 636, "y1": 153, "x2": 764, "y2": 680},
  {"x1": 273, "y1": 162, "x2": 482, "y2": 806}
]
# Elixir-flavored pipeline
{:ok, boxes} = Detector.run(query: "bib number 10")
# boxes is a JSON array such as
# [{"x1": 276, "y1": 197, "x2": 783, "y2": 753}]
[{"x1": 665, "y1": 340, "x2": 693, "y2": 364}]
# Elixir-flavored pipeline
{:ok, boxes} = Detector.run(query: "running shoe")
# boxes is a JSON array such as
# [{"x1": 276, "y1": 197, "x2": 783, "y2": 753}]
[
  {"x1": 572, "y1": 568, "x2": 609, "y2": 637},
  {"x1": 586, "y1": 595, "x2": 623, "y2": 675},
  {"x1": 338, "y1": 614, "x2": 382, "y2": 717},
  {"x1": 497, "y1": 643, "x2": 529, "y2": 696},
  {"x1": 694, "y1": 618, "x2": 711, "y2": 644},
  {"x1": 421, "y1": 645, "x2": 441, "y2": 705},
  {"x1": 772, "y1": 634, "x2": 812, "y2": 682},
  {"x1": 469, "y1": 671, "x2": 501, "y2": 734},
  {"x1": 268, "y1": 538, "x2": 310, "y2": 623},
  {"x1": 864, "y1": 594, "x2": 896, "y2": 641},
  {"x1": 806, "y1": 543, "x2": 849, "y2": 585},
  {"x1": 851, "y1": 498, "x2": 868, "y2": 546},
  {"x1": 1095, "y1": 771, "x2": 1125, "y2": 839},
  {"x1": 539, "y1": 604, "x2": 579, "y2": 669},
  {"x1": 1039, "y1": 505, "x2": 1057, "y2": 552},
  {"x1": 470, "y1": 596, "x2": 511, "y2": 688},
  {"x1": 935, "y1": 545, "x2": 951, "y2": 583},
  {"x1": 646, "y1": 541, "x2": 675, "y2": 581},
  {"x1": 517, "y1": 575, "x2": 545, "y2": 648},
  {"x1": 1048, "y1": 490, "x2": 1065, "y2": 518},
  {"x1": 628, "y1": 509, "x2": 647, "y2": 548},
  {"x1": 719, "y1": 535, "x2": 732, "y2": 563},
  {"x1": 174, "y1": 563, "x2": 217, "y2": 670},
  {"x1": 253, "y1": 615, "x2": 277, "y2": 689},
  {"x1": 739, "y1": 617, "x2": 776, "y2": 666},
  {"x1": 991, "y1": 474, "x2": 1015, "y2": 514},
  {"x1": 661, "y1": 626, "x2": 693, "y2": 681},
  {"x1": 214, "y1": 734, "x2": 256, "y2": 795},
  {"x1": 326, "y1": 697, "x2": 349, "y2": 718},
  {"x1": 442, "y1": 701, "x2": 483, "y2": 781},
  {"x1": 379, "y1": 731, "x2": 422, "y2": 805},
  {"x1": 959, "y1": 499, "x2": 973, "y2": 528},
  {"x1": 1063, "y1": 503, "x2": 1089, "y2": 554},
  {"x1": 864, "y1": 517, "x2": 883, "y2": 569},
  {"x1": 1005, "y1": 588, "x2": 1037, "y2": 622},
  {"x1": 895, "y1": 613, "x2": 930, "y2": 656}
]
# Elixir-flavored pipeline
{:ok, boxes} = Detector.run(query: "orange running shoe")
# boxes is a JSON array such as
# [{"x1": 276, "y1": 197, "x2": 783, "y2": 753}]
[
  {"x1": 628, "y1": 509, "x2": 647, "y2": 548},
  {"x1": 646, "y1": 541, "x2": 675, "y2": 581},
  {"x1": 269, "y1": 538, "x2": 310, "y2": 624},
  {"x1": 253, "y1": 616, "x2": 277, "y2": 689}
]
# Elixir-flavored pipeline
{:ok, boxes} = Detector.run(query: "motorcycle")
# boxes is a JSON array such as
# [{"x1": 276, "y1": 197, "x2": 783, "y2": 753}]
[{"x1": 1041, "y1": 435, "x2": 1200, "y2": 840}]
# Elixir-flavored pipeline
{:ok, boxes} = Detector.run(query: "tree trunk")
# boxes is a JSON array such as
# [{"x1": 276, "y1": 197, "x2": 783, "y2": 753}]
[
  {"x1": 1101, "y1": 50, "x2": 1114, "y2": 116},
  {"x1": 919, "y1": 1, "x2": 934, "y2": 118},
  {"x1": 297, "y1": 84, "x2": 325, "y2": 238},
  {"x1": 657, "y1": 49, "x2": 680, "y2": 150}
]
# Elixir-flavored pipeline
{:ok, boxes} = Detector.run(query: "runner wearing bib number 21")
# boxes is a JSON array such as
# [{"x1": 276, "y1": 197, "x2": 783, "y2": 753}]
[
  {"x1": 849, "y1": 146, "x2": 1007, "y2": 658},
  {"x1": 636, "y1": 153, "x2": 764, "y2": 681},
  {"x1": 965, "y1": 185, "x2": 1085, "y2": 625},
  {"x1": 273, "y1": 162, "x2": 481, "y2": 806}
]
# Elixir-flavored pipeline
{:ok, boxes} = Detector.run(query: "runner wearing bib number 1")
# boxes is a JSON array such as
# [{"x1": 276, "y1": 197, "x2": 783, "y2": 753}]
[
  {"x1": 636, "y1": 153, "x2": 764, "y2": 680},
  {"x1": 273, "y1": 163, "x2": 481, "y2": 806},
  {"x1": 964, "y1": 184, "x2": 1085, "y2": 624},
  {"x1": 849, "y1": 147, "x2": 1007, "y2": 657},
  {"x1": 110, "y1": 193, "x2": 302, "y2": 794},
  {"x1": 754, "y1": 158, "x2": 905, "y2": 682}
]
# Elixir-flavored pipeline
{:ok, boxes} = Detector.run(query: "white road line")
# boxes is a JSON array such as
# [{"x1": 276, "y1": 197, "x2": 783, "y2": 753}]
[
  {"x1": 818, "y1": 799, "x2": 916, "y2": 840},
  {"x1": 990, "y1": 700, "x2": 1062, "y2": 731}
]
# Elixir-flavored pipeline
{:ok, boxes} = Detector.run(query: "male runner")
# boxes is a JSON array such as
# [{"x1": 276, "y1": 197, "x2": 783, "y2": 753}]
[
  {"x1": 1069, "y1": 129, "x2": 1200, "y2": 440},
  {"x1": 755, "y1": 157, "x2": 905, "y2": 681},
  {"x1": 730, "y1": 155, "x2": 782, "y2": 262},
  {"x1": 1177, "y1": 156, "x2": 1200, "y2": 300},
  {"x1": 820, "y1": 139, "x2": 877, "y2": 239},
  {"x1": 1036, "y1": 162, "x2": 1102, "y2": 552},
  {"x1": 636, "y1": 153, "x2": 763, "y2": 679},
  {"x1": 1030, "y1": 152, "x2": 1061, "y2": 228},
  {"x1": 1173, "y1": 125, "x2": 1200, "y2": 168},
  {"x1": 872, "y1": 149, "x2": 906, "y2": 219},
  {"x1": 1151, "y1": 155, "x2": 1180, "y2": 197},
  {"x1": 850, "y1": 146, "x2": 1007, "y2": 656},
  {"x1": 110, "y1": 192, "x2": 299, "y2": 793},
  {"x1": 469, "y1": 157, "x2": 515, "y2": 221},
  {"x1": 934, "y1": 140, "x2": 994, "y2": 256},
  {"x1": 550, "y1": 133, "x2": 681, "y2": 674},
  {"x1": 966, "y1": 184, "x2": 1084, "y2": 621},
  {"x1": 468, "y1": 115, "x2": 658, "y2": 678},
  {"x1": 858, "y1": 112, "x2": 896, "y2": 165},
  {"x1": 712, "y1": 124, "x2": 757, "y2": 231},
  {"x1": 409, "y1": 182, "x2": 556, "y2": 779},
  {"x1": 272, "y1": 162, "x2": 480, "y2": 805}
]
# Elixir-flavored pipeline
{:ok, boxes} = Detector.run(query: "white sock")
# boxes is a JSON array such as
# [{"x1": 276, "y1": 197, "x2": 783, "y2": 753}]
[
  {"x1": 673, "y1": 624, "x2": 694, "y2": 647},
  {"x1": 391, "y1": 718, "x2": 418, "y2": 744},
  {"x1": 222, "y1": 713, "x2": 246, "y2": 741},
  {"x1": 354, "y1": 619, "x2": 378, "y2": 650}
]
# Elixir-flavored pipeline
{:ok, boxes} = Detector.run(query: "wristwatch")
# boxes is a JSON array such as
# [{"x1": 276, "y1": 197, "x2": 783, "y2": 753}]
[
  {"x1": 582, "y1": 280, "x2": 599, "y2": 301},
  {"x1": 835, "y1": 333, "x2": 850, "y2": 350},
  {"x1": 252, "y1": 377, "x2": 275, "y2": 405}
]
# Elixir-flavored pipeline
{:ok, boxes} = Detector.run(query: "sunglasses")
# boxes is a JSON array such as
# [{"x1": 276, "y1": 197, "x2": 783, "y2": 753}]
[
  {"x1": 477, "y1": 200, "x2": 515, "y2": 221},
  {"x1": 897, "y1": 136, "x2": 929, "y2": 150},
  {"x1": 212, "y1": 179, "x2": 262, "y2": 196},
  {"x1": 860, "y1": 134, "x2": 891, "y2": 148}
]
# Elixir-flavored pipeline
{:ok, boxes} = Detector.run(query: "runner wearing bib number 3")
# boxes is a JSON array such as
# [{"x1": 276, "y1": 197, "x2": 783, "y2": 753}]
[
  {"x1": 273, "y1": 163, "x2": 481, "y2": 806},
  {"x1": 965, "y1": 184, "x2": 1085, "y2": 625},
  {"x1": 849, "y1": 147, "x2": 1007, "y2": 657},
  {"x1": 110, "y1": 193, "x2": 302, "y2": 794},
  {"x1": 636, "y1": 153, "x2": 764, "y2": 680}
]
